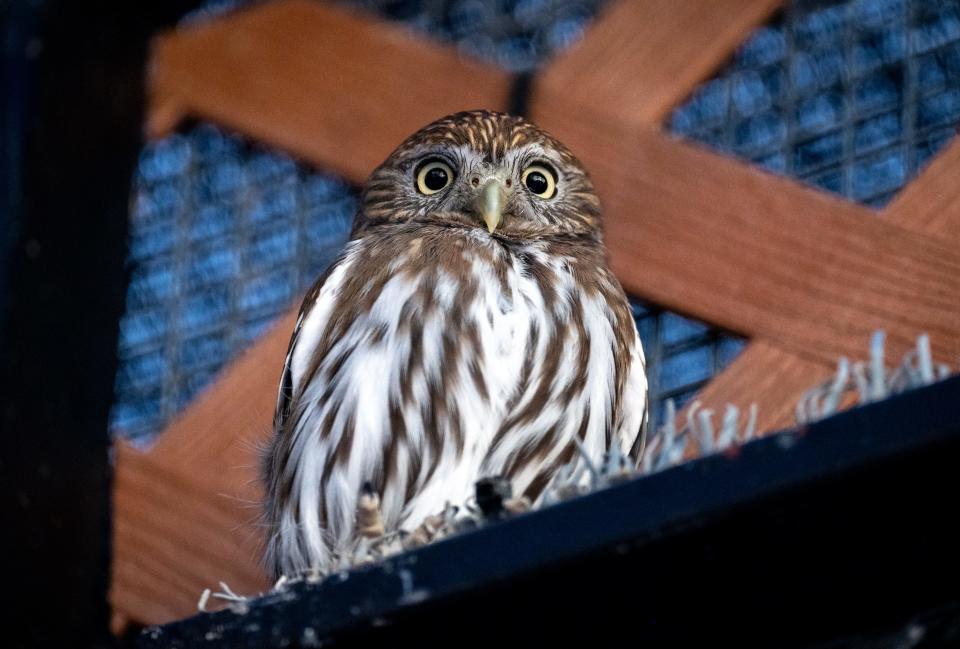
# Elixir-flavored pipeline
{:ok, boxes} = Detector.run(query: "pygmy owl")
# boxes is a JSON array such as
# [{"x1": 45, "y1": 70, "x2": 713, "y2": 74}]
[{"x1": 263, "y1": 110, "x2": 647, "y2": 577}]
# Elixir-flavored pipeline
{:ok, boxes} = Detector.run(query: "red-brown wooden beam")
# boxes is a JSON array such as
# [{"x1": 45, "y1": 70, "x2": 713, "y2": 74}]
[
  {"x1": 886, "y1": 136, "x2": 960, "y2": 241},
  {"x1": 110, "y1": 314, "x2": 295, "y2": 630},
  {"x1": 533, "y1": 107, "x2": 960, "y2": 365},
  {"x1": 537, "y1": 0, "x2": 782, "y2": 128},
  {"x1": 148, "y1": 0, "x2": 513, "y2": 183}
]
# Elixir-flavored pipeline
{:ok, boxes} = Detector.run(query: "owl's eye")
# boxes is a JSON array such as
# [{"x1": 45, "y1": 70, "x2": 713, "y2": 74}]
[
  {"x1": 416, "y1": 160, "x2": 454, "y2": 195},
  {"x1": 522, "y1": 164, "x2": 557, "y2": 199}
]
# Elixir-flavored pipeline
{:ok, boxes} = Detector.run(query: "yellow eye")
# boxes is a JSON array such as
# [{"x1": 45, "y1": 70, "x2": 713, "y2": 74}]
[
  {"x1": 416, "y1": 160, "x2": 454, "y2": 195},
  {"x1": 522, "y1": 165, "x2": 557, "y2": 198}
]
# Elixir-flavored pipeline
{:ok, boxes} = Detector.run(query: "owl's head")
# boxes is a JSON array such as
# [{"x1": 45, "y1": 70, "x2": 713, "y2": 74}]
[{"x1": 357, "y1": 110, "x2": 602, "y2": 240}]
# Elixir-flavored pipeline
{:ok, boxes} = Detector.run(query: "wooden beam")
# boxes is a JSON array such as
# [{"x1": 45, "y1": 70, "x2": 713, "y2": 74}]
[
  {"x1": 885, "y1": 136, "x2": 960, "y2": 242},
  {"x1": 110, "y1": 313, "x2": 294, "y2": 626},
  {"x1": 668, "y1": 136, "x2": 960, "y2": 436},
  {"x1": 533, "y1": 0, "x2": 782, "y2": 127},
  {"x1": 148, "y1": 0, "x2": 512, "y2": 183},
  {"x1": 534, "y1": 103, "x2": 960, "y2": 365},
  {"x1": 112, "y1": 444, "x2": 271, "y2": 625},
  {"x1": 137, "y1": 310, "x2": 295, "y2": 469}
]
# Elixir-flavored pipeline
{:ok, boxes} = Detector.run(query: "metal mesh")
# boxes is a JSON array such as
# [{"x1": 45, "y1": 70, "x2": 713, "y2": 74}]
[
  {"x1": 111, "y1": 126, "x2": 355, "y2": 440},
  {"x1": 633, "y1": 303, "x2": 746, "y2": 429},
  {"x1": 111, "y1": 0, "x2": 742, "y2": 442},
  {"x1": 338, "y1": 0, "x2": 605, "y2": 71},
  {"x1": 184, "y1": 0, "x2": 608, "y2": 71},
  {"x1": 670, "y1": 0, "x2": 960, "y2": 207}
]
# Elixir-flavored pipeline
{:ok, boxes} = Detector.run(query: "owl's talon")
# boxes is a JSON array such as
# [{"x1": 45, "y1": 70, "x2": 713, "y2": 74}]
[{"x1": 356, "y1": 482, "x2": 386, "y2": 539}]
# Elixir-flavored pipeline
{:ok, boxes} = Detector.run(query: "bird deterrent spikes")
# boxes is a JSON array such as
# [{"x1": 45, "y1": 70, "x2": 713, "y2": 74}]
[{"x1": 797, "y1": 331, "x2": 953, "y2": 424}]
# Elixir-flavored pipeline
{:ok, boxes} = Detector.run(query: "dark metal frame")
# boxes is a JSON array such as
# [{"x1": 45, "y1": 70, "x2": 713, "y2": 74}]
[
  {"x1": 1, "y1": 2, "x2": 197, "y2": 647},
  {"x1": 142, "y1": 376, "x2": 960, "y2": 648}
]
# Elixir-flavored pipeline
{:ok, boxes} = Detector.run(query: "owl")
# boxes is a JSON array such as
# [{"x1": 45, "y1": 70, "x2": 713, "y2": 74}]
[{"x1": 262, "y1": 110, "x2": 647, "y2": 578}]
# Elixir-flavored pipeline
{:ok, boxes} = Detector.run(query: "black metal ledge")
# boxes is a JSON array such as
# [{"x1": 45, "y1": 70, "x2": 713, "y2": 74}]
[{"x1": 141, "y1": 376, "x2": 960, "y2": 648}]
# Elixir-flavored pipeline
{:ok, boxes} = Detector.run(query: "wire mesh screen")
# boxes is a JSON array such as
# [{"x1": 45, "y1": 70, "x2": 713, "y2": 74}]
[
  {"x1": 188, "y1": 0, "x2": 606, "y2": 71},
  {"x1": 111, "y1": 0, "x2": 743, "y2": 442},
  {"x1": 633, "y1": 304, "x2": 745, "y2": 427},
  {"x1": 670, "y1": 0, "x2": 960, "y2": 207},
  {"x1": 339, "y1": 0, "x2": 604, "y2": 71},
  {"x1": 111, "y1": 126, "x2": 355, "y2": 440}
]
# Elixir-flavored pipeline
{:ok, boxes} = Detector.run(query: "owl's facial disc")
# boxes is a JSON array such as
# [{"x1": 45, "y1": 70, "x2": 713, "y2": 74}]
[{"x1": 359, "y1": 111, "x2": 603, "y2": 239}]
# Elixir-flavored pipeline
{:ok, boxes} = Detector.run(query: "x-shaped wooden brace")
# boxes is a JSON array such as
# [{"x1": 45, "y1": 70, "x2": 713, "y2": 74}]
[{"x1": 113, "y1": 0, "x2": 960, "y2": 629}]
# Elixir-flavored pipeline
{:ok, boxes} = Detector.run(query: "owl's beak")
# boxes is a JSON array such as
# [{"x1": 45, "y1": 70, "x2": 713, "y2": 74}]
[{"x1": 477, "y1": 179, "x2": 508, "y2": 233}]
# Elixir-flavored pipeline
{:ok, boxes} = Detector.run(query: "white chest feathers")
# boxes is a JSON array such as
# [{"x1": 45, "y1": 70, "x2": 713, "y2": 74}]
[{"x1": 269, "y1": 234, "x2": 646, "y2": 575}]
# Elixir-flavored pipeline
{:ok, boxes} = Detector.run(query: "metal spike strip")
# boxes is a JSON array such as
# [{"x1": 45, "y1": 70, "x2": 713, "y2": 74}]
[{"x1": 797, "y1": 331, "x2": 953, "y2": 423}]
